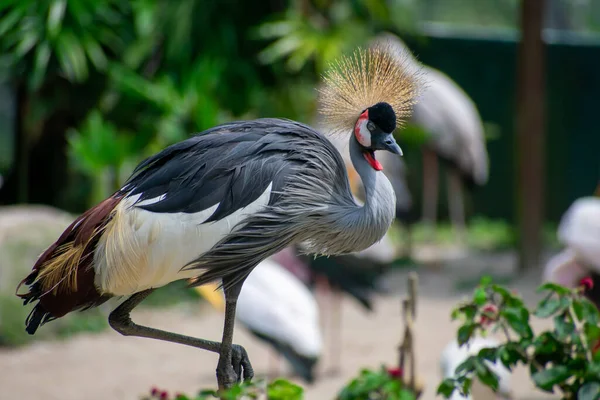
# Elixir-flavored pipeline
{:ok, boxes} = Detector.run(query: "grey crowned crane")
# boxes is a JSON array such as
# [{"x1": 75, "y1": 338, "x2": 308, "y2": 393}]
[
  {"x1": 373, "y1": 34, "x2": 489, "y2": 242},
  {"x1": 16, "y1": 43, "x2": 422, "y2": 390}
]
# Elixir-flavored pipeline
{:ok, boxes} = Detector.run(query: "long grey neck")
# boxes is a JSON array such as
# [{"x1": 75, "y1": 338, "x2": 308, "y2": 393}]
[{"x1": 345, "y1": 135, "x2": 396, "y2": 250}]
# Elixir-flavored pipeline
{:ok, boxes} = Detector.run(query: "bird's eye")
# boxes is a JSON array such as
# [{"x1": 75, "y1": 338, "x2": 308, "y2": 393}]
[{"x1": 367, "y1": 121, "x2": 375, "y2": 132}]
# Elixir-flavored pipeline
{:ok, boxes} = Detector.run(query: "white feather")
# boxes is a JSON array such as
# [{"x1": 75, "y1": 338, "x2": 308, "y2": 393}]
[
  {"x1": 440, "y1": 337, "x2": 512, "y2": 400},
  {"x1": 557, "y1": 197, "x2": 600, "y2": 271},
  {"x1": 93, "y1": 184, "x2": 273, "y2": 296},
  {"x1": 543, "y1": 248, "x2": 588, "y2": 288},
  {"x1": 236, "y1": 257, "x2": 322, "y2": 358}
]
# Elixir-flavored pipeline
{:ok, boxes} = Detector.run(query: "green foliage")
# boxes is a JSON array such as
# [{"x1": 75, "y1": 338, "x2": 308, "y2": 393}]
[
  {"x1": 1, "y1": 0, "x2": 280, "y2": 208},
  {"x1": 438, "y1": 276, "x2": 600, "y2": 400},
  {"x1": 255, "y1": 0, "x2": 419, "y2": 74},
  {"x1": 107, "y1": 57, "x2": 224, "y2": 152},
  {"x1": 66, "y1": 110, "x2": 133, "y2": 203},
  {"x1": 408, "y1": 217, "x2": 561, "y2": 252},
  {"x1": 337, "y1": 366, "x2": 416, "y2": 400},
  {"x1": 142, "y1": 365, "x2": 418, "y2": 400},
  {"x1": 142, "y1": 379, "x2": 304, "y2": 400},
  {"x1": 0, "y1": 0, "x2": 133, "y2": 89}
]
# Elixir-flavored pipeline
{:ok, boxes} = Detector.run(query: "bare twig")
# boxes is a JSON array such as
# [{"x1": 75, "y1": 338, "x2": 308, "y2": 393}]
[{"x1": 398, "y1": 273, "x2": 420, "y2": 397}]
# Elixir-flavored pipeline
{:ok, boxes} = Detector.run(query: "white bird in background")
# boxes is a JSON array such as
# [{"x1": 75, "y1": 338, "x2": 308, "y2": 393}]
[
  {"x1": 543, "y1": 184, "x2": 600, "y2": 307},
  {"x1": 373, "y1": 33, "x2": 490, "y2": 243},
  {"x1": 269, "y1": 235, "x2": 396, "y2": 376},
  {"x1": 195, "y1": 257, "x2": 322, "y2": 383},
  {"x1": 440, "y1": 337, "x2": 512, "y2": 400}
]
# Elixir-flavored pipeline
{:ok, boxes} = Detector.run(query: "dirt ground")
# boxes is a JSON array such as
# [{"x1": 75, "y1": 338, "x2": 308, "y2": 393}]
[{"x1": 1, "y1": 253, "x2": 561, "y2": 400}]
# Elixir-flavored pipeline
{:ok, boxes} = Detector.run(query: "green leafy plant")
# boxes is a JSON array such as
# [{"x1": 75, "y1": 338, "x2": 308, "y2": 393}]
[
  {"x1": 0, "y1": 0, "x2": 132, "y2": 89},
  {"x1": 66, "y1": 110, "x2": 133, "y2": 204},
  {"x1": 140, "y1": 368, "x2": 416, "y2": 400},
  {"x1": 255, "y1": 0, "x2": 418, "y2": 74},
  {"x1": 107, "y1": 57, "x2": 224, "y2": 152},
  {"x1": 437, "y1": 276, "x2": 600, "y2": 400},
  {"x1": 142, "y1": 379, "x2": 304, "y2": 400},
  {"x1": 337, "y1": 365, "x2": 417, "y2": 400}
]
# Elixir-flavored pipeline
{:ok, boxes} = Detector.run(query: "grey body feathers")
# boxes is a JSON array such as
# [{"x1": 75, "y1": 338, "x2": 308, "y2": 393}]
[{"x1": 122, "y1": 118, "x2": 396, "y2": 289}]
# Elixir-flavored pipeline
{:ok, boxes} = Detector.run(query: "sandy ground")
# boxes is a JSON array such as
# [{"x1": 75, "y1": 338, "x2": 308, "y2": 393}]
[{"x1": 0, "y1": 257, "x2": 561, "y2": 400}]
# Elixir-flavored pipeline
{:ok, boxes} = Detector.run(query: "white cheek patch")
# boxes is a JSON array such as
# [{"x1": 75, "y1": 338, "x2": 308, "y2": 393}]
[{"x1": 354, "y1": 118, "x2": 372, "y2": 147}]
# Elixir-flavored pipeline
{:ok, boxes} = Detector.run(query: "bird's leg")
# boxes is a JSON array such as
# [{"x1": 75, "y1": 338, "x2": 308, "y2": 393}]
[
  {"x1": 108, "y1": 288, "x2": 253, "y2": 388},
  {"x1": 216, "y1": 276, "x2": 253, "y2": 391},
  {"x1": 109, "y1": 289, "x2": 221, "y2": 351},
  {"x1": 421, "y1": 148, "x2": 439, "y2": 242},
  {"x1": 447, "y1": 168, "x2": 467, "y2": 245}
]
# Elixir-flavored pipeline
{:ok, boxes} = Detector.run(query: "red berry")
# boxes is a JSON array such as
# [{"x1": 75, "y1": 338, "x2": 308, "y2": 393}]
[
  {"x1": 159, "y1": 391, "x2": 169, "y2": 400},
  {"x1": 480, "y1": 304, "x2": 498, "y2": 327},
  {"x1": 482, "y1": 304, "x2": 498, "y2": 314},
  {"x1": 151, "y1": 388, "x2": 159, "y2": 396},
  {"x1": 387, "y1": 367, "x2": 403, "y2": 378},
  {"x1": 580, "y1": 276, "x2": 594, "y2": 291}
]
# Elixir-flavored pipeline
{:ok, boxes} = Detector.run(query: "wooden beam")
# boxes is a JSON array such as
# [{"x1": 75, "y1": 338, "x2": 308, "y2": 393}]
[{"x1": 516, "y1": 0, "x2": 547, "y2": 271}]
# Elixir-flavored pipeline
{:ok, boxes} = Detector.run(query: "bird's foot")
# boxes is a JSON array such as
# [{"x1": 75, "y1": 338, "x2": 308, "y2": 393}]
[{"x1": 217, "y1": 344, "x2": 254, "y2": 390}]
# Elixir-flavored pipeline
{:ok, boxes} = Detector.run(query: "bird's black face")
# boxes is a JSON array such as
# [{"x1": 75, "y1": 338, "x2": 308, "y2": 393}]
[{"x1": 354, "y1": 102, "x2": 402, "y2": 170}]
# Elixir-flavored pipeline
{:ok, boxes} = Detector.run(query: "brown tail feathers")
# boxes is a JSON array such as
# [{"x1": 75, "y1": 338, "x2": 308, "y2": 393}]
[{"x1": 16, "y1": 194, "x2": 124, "y2": 334}]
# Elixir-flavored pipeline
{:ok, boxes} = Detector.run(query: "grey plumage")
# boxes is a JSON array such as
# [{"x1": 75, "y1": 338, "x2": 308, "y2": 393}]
[{"x1": 178, "y1": 118, "x2": 396, "y2": 289}]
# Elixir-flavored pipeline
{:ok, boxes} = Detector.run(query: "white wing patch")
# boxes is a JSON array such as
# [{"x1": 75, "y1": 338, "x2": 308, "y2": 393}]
[{"x1": 93, "y1": 184, "x2": 273, "y2": 296}]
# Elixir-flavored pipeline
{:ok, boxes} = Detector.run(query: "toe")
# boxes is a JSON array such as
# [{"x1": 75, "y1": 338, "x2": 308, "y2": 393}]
[
  {"x1": 217, "y1": 362, "x2": 238, "y2": 389},
  {"x1": 237, "y1": 346, "x2": 254, "y2": 382},
  {"x1": 231, "y1": 349, "x2": 242, "y2": 382}
]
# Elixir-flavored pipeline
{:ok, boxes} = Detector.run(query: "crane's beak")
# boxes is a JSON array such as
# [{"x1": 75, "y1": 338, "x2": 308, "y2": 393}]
[{"x1": 380, "y1": 133, "x2": 403, "y2": 156}]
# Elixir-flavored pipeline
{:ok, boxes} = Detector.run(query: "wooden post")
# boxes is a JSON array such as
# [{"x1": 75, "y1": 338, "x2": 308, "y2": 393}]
[
  {"x1": 398, "y1": 272, "x2": 421, "y2": 397},
  {"x1": 516, "y1": 0, "x2": 547, "y2": 272}
]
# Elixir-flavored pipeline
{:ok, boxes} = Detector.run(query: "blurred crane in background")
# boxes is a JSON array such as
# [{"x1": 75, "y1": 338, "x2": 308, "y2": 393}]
[
  {"x1": 269, "y1": 236, "x2": 396, "y2": 375},
  {"x1": 373, "y1": 33, "x2": 489, "y2": 243}
]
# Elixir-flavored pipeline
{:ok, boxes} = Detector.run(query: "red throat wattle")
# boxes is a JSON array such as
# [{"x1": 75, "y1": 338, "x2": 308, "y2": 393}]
[
  {"x1": 355, "y1": 109, "x2": 383, "y2": 171},
  {"x1": 364, "y1": 152, "x2": 383, "y2": 171}
]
